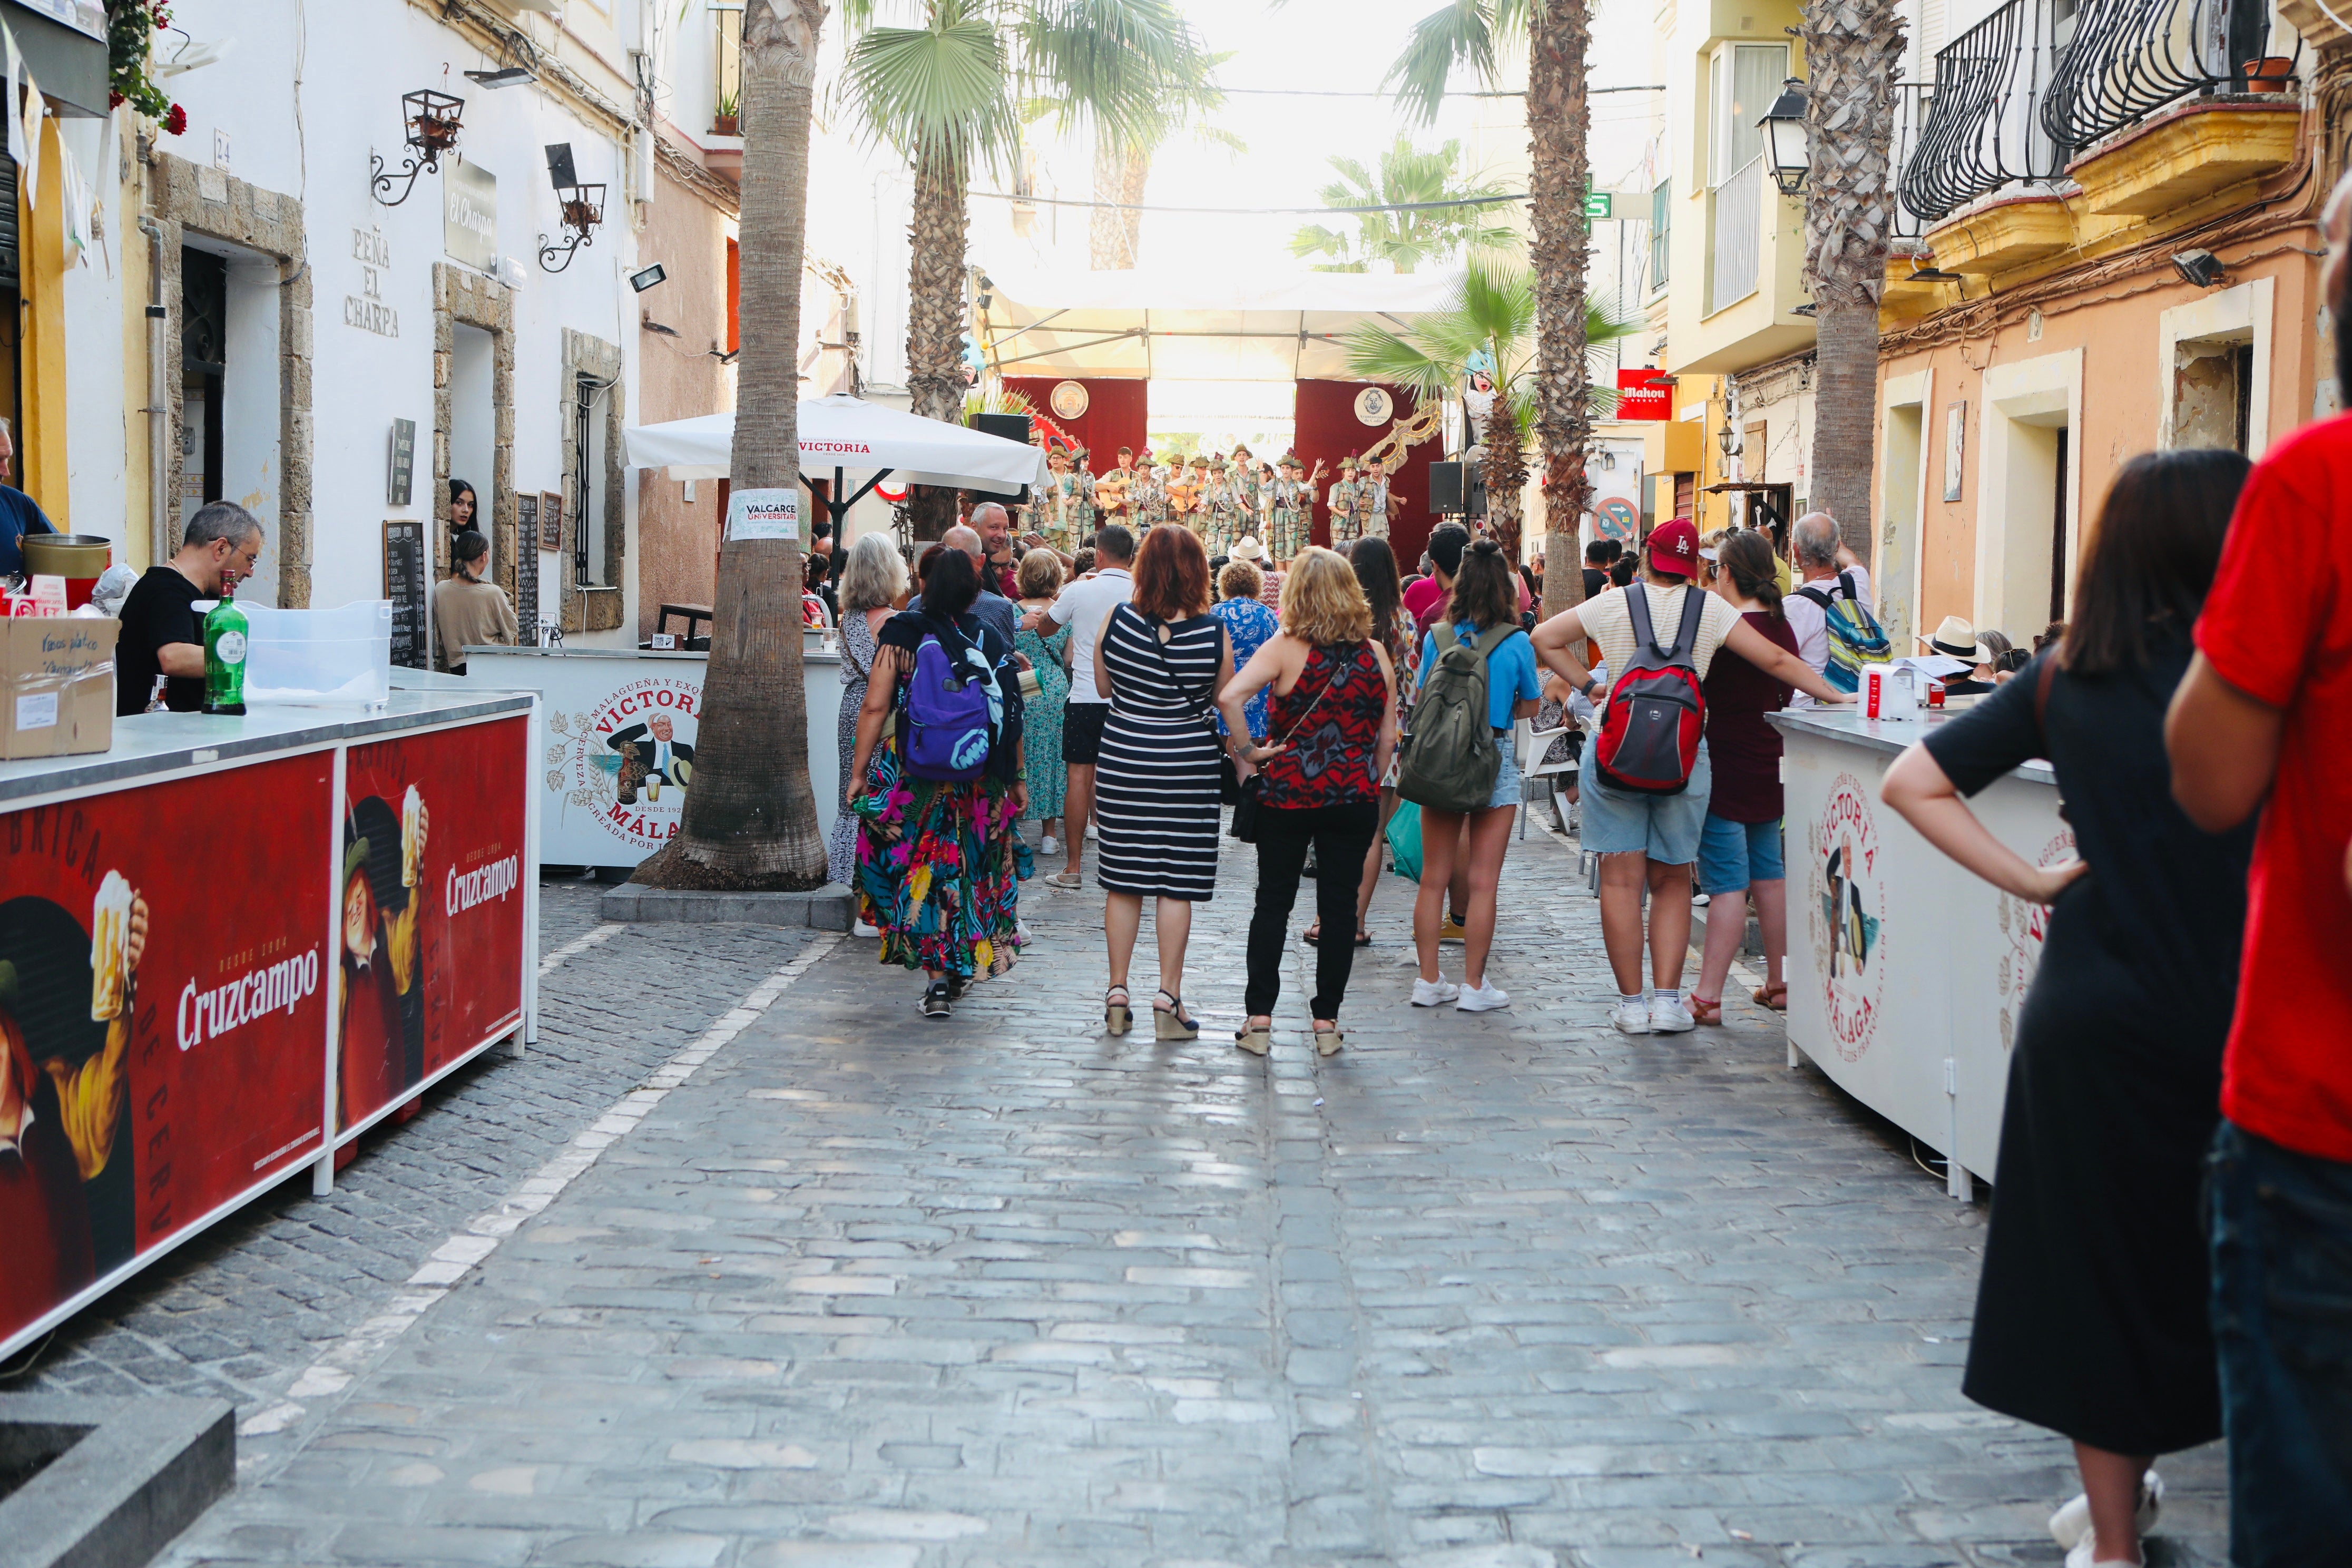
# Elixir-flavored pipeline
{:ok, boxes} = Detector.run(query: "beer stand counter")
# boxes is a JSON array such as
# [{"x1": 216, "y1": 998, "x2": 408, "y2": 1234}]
[
  {"x1": 1769, "y1": 705, "x2": 2069, "y2": 1200},
  {"x1": 0, "y1": 689, "x2": 540, "y2": 1359},
  {"x1": 456, "y1": 639, "x2": 842, "y2": 875}
]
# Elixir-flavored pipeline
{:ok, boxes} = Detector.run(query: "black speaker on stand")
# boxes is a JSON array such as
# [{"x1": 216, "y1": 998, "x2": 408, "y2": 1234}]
[
  {"x1": 971, "y1": 412, "x2": 1033, "y2": 508},
  {"x1": 1428, "y1": 460, "x2": 1465, "y2": 515}
]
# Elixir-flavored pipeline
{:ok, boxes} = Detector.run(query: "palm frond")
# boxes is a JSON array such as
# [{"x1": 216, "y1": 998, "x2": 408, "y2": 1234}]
[
  {"x1": 1385, "y1": 0, "x2": 1498, "y2": 125},
  {"x1": 1016, "y1": 0, "x2": 1203, "y2": 147},
  {"x1": 841, "y1": 0, "x2": 1020, "y2": 175}
]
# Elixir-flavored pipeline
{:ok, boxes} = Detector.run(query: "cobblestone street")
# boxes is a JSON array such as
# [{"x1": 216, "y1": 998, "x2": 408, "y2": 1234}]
[{"x1": 26, "y1": 824, "x2": 2226, "y2": 1565}]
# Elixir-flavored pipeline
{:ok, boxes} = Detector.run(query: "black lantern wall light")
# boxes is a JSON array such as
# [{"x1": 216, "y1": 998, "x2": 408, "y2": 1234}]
[
  {"x1": 372, "y1": 87, "x2": 466, "y2": 207},
  {"x1": 537, "y1": 143, "x2": 606, "y2": 272}
]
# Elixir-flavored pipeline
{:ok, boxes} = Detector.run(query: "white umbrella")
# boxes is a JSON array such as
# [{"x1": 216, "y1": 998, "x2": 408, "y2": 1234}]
[{"x1": 625, "y1": 393, "x2": 1051, "y2": 494}]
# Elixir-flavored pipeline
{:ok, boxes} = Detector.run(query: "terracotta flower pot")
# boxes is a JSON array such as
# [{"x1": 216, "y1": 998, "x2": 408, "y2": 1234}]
[
  {"x1": 712, "y1": 114, "x2": 739, "y2": 136},
  {"x1": 2242, "y1": 56, "x2": 2294, "y2": 91}
]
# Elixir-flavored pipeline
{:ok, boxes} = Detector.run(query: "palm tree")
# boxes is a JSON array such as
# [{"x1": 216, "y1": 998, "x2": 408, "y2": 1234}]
[
  {"x1": 1389, "y1": 0, "x2": 1598, "y2": 620},
  {"x1": 1344, "y1": 259, "x2": 1635, "y2": 561},
  {"x1": 1290, "y1": 136, "x2": 1518, "y2": 273},
  {"x1": 635, "y1": 0, "x2": 831, "y2": 893},
  {"x1": 1798, "y1": 4, "x2": 1905, "y2": 561},
  {"x1": 842, "y1": 0, "x2": 1201, "y2": 536},
  {"x1": 1074, "y1": 52, "x2": 1239, "y2": 269}
]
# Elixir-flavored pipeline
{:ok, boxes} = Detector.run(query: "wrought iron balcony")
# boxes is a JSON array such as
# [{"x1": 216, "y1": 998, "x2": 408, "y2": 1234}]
[
  {"x1": 2040, "y1": 0, "x2": 2295, "y2": 149},
  {"x1": 1891, "y1": 83, "x2": 1938, "y2": 239},
  {"x1": 1899, "y1": 0, "x2": 2069, "y2": 226}
]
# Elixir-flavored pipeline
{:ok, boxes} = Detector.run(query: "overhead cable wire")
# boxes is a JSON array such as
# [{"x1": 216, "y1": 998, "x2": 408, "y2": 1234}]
[{"x1": 971, "y1": 191, "x2": 1530, "y2": 214}]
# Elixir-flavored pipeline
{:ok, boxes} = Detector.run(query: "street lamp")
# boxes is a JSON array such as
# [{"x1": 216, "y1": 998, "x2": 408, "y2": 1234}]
[
  {"x1": 1718, "y1": 412, "x2": 1742, "y2": 462},
  {"x1": 1759, "y1": 79, "x2": 1809, "y2": 196}
]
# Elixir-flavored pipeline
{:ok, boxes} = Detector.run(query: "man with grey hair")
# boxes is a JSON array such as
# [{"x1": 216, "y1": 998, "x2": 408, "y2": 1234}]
[
  {"x1": 1782, "y1": 511, "x2": 1873, "y2": 709},
  {"x1": 908, "y1": 523, "x2": 1021, "y2": 651},
  {"x1": 0, "y1": 414, "x2": 56, "y2": 579},
  {"x1": 116, "y1": 501, "x2": 263, "y2": 714}
]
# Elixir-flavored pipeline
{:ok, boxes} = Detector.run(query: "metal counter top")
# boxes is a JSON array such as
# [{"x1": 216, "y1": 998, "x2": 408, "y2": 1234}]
[{"x1": 1768, "y1": 704, "x2": 2055, "y2": 786}]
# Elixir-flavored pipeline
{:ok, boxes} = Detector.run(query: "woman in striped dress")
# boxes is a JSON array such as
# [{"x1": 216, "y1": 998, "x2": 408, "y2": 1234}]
[{"x1": 1092, "y1": 523, "x2": 1234, "y2": 1039}]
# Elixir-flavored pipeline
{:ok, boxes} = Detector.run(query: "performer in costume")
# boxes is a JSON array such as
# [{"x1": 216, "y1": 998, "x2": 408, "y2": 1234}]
[
  {"x1": 1229, "y1": 446, "x2": 1263, "y2": 552},
  {"x1": 1041, "y1": 447, "x2": 1075, "y2": 552},
  {"x1": 1362, "y1": 454, "x2": 1396, "y2": 542},
  {"x1": 1169, "y1": 458, "x2": 1205, "y2": 544},
  {"x1": 1329, "y1": 456, "x2": 1363, "y2": 546},
  {"x1": 1263, "y1": 455, "x2": 1299, "y2": 561},
  {"x1": 1068, "y1": 447, "x2": 1097, "y2": 543},
  {"x1": 1095, "y1": 446, "x2": 1136, "y2": 524}
]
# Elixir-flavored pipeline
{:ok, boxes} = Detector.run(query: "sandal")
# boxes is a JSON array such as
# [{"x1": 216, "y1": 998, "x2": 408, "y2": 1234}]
[
  {"x1": 1153, "y1": 988, "x2": 1199, "y2": 1041},
  {"x1": 1353, "y1": 930, "x2": 1373, "y2": 948},
  {"x1": 1104, "y1": 985, "x2": 1132, "y2": 1036},
  {"x1": 1688, "y1": 994, "x2": 1724, "y2": 1026},
  {"x1": 1752, "y1": 981, "x2": 1788, "y2": 1012},
  {"x1": 1312, "y1": 1023, "x2": 1345, "y2": 1057},
  {"x1": 1234, "y1": 1017, "x2": 1273, "y2": 1056},
  {"x1": 1302, "y1": 922, "x2": 1321, "y2": 947},
  {"x1": 1048, "y1": 870, "x2": 1085, "y2": 890}
]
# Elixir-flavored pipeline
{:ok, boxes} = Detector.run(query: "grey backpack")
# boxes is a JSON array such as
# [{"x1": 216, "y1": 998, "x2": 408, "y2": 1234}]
[{"x1": 1397, "y1": 621, "x2": 1512, "y2": 814}]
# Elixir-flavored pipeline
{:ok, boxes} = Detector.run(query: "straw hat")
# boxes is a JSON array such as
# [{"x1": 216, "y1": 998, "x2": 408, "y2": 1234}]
[{"x1": 1229, "y1": 536, "x2": 1268, "y2": 561}]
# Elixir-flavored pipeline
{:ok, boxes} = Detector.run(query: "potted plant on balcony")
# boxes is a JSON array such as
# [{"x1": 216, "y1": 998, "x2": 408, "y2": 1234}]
[
  {"x1": 713, "y1": 90, "x2": 740, "y2": 136},
  {"x1": 2241, "y1": 55, "x2": 2294, "y2": 92}
]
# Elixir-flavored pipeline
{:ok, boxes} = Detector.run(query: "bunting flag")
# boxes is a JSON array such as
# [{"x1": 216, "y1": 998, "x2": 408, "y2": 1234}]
[
  {"x1": 3, "y1": 23, "x2": 23, "y2": 181},
  {"x1": 16, "y1": 65, "x2": 41, "y2": 219},
  {"x1": 59, "y1": 141, "x2": 90, "y2": 270}
]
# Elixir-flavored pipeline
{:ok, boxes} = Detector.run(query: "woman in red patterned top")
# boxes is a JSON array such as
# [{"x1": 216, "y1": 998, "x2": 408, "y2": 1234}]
[{"x1": 1217, "y1": 548, "x2": 1398, "y2": 1058}]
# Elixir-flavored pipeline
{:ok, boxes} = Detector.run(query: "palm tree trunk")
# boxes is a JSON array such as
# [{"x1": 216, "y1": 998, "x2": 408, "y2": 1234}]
[
  {"x1": 1528, "y1": 0, "x2": 1594, "y2": 621},
  {"x1": 639, "y1": 0, "x2": 829, "y2": 891},
  {"x1": 1090, "y1": 132, "x2": 1147, "y2": 268},
  {"x1": 1482, "y1": 405, "x2": 1528, "y2": 561},
  {"x1": 905, "y1": 145, "x2": 969, "y2": 541},
  {"x1": 1800, "y1": 0, "x2": 1905, "y2": 561}
]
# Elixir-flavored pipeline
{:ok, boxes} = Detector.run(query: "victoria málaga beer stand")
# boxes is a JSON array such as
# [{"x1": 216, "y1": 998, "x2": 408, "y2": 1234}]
[{"x1": 0, "y1": 689, "x2": 538, "y2": 1357}]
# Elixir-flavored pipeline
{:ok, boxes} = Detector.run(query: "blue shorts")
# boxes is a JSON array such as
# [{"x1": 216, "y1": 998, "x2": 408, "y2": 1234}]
[
  {"x1": 1579, "y1": 741, "x2": 1711, "y2": 865},
  {"x1": 1697, "y1": 814, "x2": 1784, "y2": 894},
  {"x1": 1487, "y1": 745, "x2": 1522, "y2": 811}
]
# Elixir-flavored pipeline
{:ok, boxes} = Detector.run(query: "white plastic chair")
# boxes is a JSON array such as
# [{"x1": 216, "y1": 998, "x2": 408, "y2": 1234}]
[{"x1": 1513, "y1": 712, "x2": 1582, "y2": 842}]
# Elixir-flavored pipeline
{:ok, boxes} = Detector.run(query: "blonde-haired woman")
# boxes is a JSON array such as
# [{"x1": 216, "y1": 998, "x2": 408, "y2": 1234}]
[
  {"x1": 1217, "y1": 546, "x2": 1397, "y2": 1057},
  {"x1": 829, "y1": 532, "x2": 909, "y2": 896}
]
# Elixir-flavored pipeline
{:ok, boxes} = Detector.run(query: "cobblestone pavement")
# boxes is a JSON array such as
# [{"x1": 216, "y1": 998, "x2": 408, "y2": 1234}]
[
  {"x1": 106, "y1": 827, "x2": 2233, "y2": 1565},
  {"x1": 9, "y1": 878, "x2": 817, "y2": 1476}
]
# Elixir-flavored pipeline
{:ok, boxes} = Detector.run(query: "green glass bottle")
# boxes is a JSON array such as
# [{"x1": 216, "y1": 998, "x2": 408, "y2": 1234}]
[{"x1": 202, "y1": 577, "x2": 248, "y2": 716}]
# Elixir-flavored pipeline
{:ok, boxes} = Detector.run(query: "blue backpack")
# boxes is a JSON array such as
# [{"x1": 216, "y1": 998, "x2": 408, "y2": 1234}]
[{"x1": 901, "y1": 621, "x2": 1002, "y2": 781}]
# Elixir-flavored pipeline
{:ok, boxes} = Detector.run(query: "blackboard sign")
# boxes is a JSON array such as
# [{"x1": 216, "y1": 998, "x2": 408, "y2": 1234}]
[
  {"x1": 388, "y1": 418, "x2": 416, "y2": 506},
  {"x1": 514, "y1": 544, "x2": 538, "y2": 640},
  {"x1": 384, "y1": 518, "x2": 428, "y2": 670},
  {"x1": 539, "y1": 489, "x2": 564, "y2": 552}
]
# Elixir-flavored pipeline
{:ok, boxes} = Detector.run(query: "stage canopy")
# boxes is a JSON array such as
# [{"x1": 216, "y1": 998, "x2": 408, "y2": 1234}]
[
  {"x1": 624, "y1": 393, "x2": 1051, "y2": 491},
  {"x1": 978, "y1": 265, "x2": 1467, "y2": 383}
]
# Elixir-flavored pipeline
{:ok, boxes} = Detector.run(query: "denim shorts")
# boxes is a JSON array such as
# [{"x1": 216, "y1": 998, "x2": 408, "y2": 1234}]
[
  {"x1": 1696, "y1": 814, "x2": 1784, "y2": 894},
  {"x1": 1579, "y1": 741, "x2": 1710, "y2": 865},
  {"x1": 1487, "y1": 744, "x2": 1522, "y2": 811}
]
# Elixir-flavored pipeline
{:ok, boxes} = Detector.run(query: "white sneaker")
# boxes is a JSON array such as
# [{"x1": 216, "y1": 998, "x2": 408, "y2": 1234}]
[
  {"x1": 852, "y1": 919, "x2": 879, "y2": 938},
  {"x1": 1412, "y1": 978, "x2": 1461, "y2": 1007},
  {"x1": 1041, "y1": 834, "x2": 1058, "y2": 855},
  {"x1": 1650, "y1": 996, "x2": 1696, "y2": 1033},
  {"x1": 1455, "y1": 980, "x2": 1510, "y2": 1012},
  {"x1": 2052, "y1": 1469, "x2": 2162, "y2": 1551},
  {"x1": 1086, "y1": 820, "x2": 1099, "y2": 840},
  {"x1": 2063, "y1": 1527, "x2": 2144, "y2": 1568},
  {"x1": 1611, "y1": 998, "x2": 1653, "y2": 1034}
]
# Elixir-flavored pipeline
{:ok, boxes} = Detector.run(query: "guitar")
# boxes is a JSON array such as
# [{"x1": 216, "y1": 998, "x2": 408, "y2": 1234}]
[{"x1": 1094, "y1": 468, "x2": 1131, "y2": 515}]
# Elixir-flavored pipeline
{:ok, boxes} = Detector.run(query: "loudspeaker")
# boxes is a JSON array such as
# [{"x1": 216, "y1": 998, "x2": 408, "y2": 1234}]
[
  {"x1": 1428, "y1": 461, "x2": 1465, "y2": 515},
  {"x1": 971, "y1": 412, "x2": 1033, "y2": 505}
]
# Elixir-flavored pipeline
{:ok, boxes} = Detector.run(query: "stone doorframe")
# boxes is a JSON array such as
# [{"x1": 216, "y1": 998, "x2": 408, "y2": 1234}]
[
  {"x1": 559, "y1": 329, "x2": 626, "y2": 634},
  {"x1": 432, "y1": 263, "x2": 517, "y2": 601},
  {"x1": 150, "y1": 152, "x2": 312, "y2": 606}
]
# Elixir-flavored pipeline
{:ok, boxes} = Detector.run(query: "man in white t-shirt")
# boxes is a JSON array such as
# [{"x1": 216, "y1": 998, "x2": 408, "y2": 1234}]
[
  {"x1": 1782, "y1": 511, "x2": 1873, "y2": 708},
  {"x1": 1022, "y1": 523, "x2": 1135, "y2": 887},
  {"x1": 1532, "y1": 518, "x2": 1848, "y2": 1036}
]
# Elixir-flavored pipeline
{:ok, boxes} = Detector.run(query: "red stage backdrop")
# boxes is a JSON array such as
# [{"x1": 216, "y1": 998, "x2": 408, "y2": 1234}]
[
  {"x1": 1292, "y1": 380, "x2": 1439, "y2": 569},
  {"x1": 1004, "y1": 377, "x2": 1149, "y2": 477},
  {"x1": 338, "y1": 718, "x2": 528, "y2": 1134},
  {"x1": 0, "y1": 754, "x2": 334, "y2": 1346}
]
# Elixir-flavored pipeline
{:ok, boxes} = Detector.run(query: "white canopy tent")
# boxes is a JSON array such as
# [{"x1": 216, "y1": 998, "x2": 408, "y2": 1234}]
[{"x1": 977, "y1": 265, "x2": 1467, "y2": 382}]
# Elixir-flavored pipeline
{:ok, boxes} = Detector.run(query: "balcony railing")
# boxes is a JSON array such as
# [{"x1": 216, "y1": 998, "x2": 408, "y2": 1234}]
[
  {"x1": 1891, "y1": 83, "x2": 1937, "y2": 239},
  {"x1": 1710, "y1": 156, "x2": 1763, "y2": 311},
  {"x1": 2041, "y1": 0, "x2": 2291, "y2": 148},
  {"x1": 1900, "y1": 0, "x2": 2069, "y2": 226},
  {"x1": 1650, "y1": 179, "x2": 1671, "y2": 292}
]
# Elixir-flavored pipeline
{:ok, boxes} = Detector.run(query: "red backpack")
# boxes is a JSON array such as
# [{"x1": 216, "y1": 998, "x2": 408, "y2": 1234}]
[{"x1": 1593, "y1": 585, "x2": 1708, "y2": 795}]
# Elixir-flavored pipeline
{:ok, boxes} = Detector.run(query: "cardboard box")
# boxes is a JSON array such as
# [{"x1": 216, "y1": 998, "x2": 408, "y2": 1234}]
[{"x1": 2, "y1": 618, "x2": 118, "y2": 759}]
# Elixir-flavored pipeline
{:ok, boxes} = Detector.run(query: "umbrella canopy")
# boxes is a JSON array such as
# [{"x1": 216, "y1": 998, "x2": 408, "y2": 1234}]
[
  {"x1": 977, "y1": 264, "x2": 1468, "y2": 382},
  {"x1": 624, "y1": 394, "x2": 1052, "y2": 491}
]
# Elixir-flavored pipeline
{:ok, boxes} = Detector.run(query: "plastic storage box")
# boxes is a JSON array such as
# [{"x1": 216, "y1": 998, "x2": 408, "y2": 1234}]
[{"x1": 241, "y1": 600, "x2": 394, "y2": 705}]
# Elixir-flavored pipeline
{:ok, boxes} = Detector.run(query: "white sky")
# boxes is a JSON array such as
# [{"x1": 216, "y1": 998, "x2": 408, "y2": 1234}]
[{"x1": 969, "y1": 0, "x2": 1664, "y2": 283}]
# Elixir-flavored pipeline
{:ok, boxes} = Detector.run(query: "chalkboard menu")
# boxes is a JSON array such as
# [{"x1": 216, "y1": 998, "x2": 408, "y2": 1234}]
[
  {"x1": 514, "y1": 544, "x2": 538, "y2": 639},
  {"x1": 383, "y1": 518, "x2": 428, "y2": 669},
  {"x1": 388, "y1": 418, "x2": 416, "y2": 506}
]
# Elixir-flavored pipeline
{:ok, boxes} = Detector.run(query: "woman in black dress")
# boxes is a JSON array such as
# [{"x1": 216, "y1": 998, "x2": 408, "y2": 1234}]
[{"x1": 1881, "y1": 449, "x2": 2254, "y2": 1568}]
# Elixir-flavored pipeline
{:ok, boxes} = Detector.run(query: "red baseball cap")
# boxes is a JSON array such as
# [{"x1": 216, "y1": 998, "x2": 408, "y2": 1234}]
[{"x1": 1647, "y1": 518, "x2": 1701, "y2": 576}]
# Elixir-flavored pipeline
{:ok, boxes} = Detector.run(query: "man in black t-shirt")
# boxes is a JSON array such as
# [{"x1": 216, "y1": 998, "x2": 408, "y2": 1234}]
[
  {"x1": 115, "y1": 502, "x2": 262, "y2": 714},
  {"x1": 1582, "y1": 538, "x2": 1614, "y2": 603}
]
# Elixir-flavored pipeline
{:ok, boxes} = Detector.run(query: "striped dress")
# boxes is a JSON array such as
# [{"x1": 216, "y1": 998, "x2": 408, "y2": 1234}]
[{"x1": 1095, "y1": 604, "x2": 1225, "y2": 900}]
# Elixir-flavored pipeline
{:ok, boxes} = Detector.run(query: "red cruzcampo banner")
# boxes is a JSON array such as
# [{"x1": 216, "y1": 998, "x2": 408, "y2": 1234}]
[
  {"x1": 338, "y1": 719, "x2": 528, "y2": 1133},
  {"x1": 1615, "y1": 368, "x2": 1673, "y2": 421},
  {"x1": 0, "y1": 754, "x2": 334, "y2": 1347}
]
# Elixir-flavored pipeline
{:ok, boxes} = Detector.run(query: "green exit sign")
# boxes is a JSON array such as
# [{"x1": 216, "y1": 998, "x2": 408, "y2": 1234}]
[{"x1": 1583, "y1": 191, "x2": 1613, "y2": 219}]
